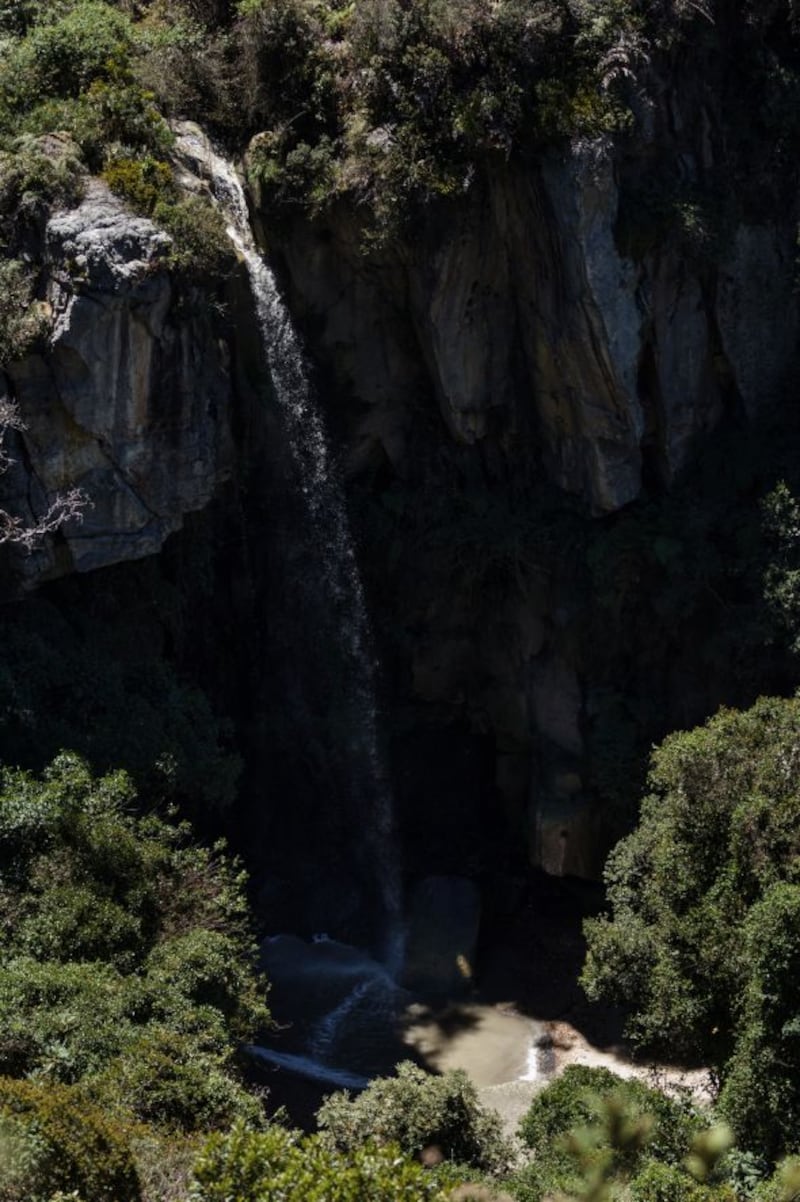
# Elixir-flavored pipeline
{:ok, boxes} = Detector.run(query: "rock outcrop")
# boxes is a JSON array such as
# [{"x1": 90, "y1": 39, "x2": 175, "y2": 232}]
[{"x1": 1, "y1": 178, "x2": 236, "y2": 587}]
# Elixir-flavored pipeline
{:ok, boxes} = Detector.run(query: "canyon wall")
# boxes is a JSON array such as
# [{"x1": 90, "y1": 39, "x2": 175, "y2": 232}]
[
  {"x1": 267, "y1": 135, "x2": 799, "y2": 878},
  {"x1": 2, "y1": 104, "x2": 798, "y2": 881}
]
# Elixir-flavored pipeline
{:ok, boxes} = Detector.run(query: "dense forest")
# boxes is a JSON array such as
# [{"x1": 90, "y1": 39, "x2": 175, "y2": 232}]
[{"x1": 2, "y1": 0, "x2": 800, "y2": 1199}]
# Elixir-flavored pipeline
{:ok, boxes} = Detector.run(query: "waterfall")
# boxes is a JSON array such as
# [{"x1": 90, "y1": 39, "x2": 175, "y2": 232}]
[{"x1": 174, "y1": 126, "x2": 402, "y2": 963}]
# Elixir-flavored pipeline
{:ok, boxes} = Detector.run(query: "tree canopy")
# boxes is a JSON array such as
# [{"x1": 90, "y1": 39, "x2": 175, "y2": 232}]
[{"x1": 582, "y1": 695, "x2": 800, "y2": 1157}]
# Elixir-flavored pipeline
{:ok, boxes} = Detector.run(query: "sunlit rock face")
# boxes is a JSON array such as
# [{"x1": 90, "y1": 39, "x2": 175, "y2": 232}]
[
  {"x1": 276, "y1": 148, "x2": 797, "y2": 513},
  {"x1": 1, "y1": 178, "x2": 235, "y2": 587}
]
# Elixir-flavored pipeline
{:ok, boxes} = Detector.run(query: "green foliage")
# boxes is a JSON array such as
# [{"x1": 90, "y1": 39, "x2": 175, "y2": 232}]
[
  {"x1": 762, "y1": 481, "x2": 800, "y2": 654},
  {"x1": 238, "y1": 0, "x2": 635, "y2": 238},
  {"x1": 511, "y1": 1067, "x2": 709, "y2": 1202},
  {"x1": 630, "y1": 1161, "x2": 735, "y2": 1202},
  {"x1": 716, "y1": 883, "x2": 800, "y2": 1157},
  {"x1": 510, "y1": 1073, "x2": 738, "y2": 1202},
  {"x1": 518, "y1": 1066, "x2": 704, "y2": 1164},
  {"x1": 153, "y1": 194, "x2": 235, "y2": 278},
  {"x1": 582, "y1": 695, "x2": 800, "y2": 1157},
  {"x1": 0, "y1": 1, "x2": 173, "y2": 181},
  {"x1": 0, "y1": 133, "x2": 84, "y2": 225},
  {"x1": 103, "y1": 152, "x2": 175, "y2": 211},
  {"x1": 755, "y1": 1158, "x2": 800, "y2": 1202},
  {"x1": 189, "y1": 1122, "x2": 448, "y2": 1202},
  {"x1": 18, "y1": 78, "x2": 174, "y2": 171},
  {"x1": 0, "y1": 754, "x2": 268, "y2": 1134},
  {"x1": 0, "y1": 1075, "x2": 140, "y2": 1202},
  {"x1": 316, "y1": 1060, "x2": 511, "y2": 1173},
  {"x1": 0, "y1": 259, "x2": 45, "y2": 367},
  {"x1": 2, "y1": 2, "x2": 134, "y2": 104},
  {"x1": 132, "y1": 5, "x2": 239, "y2": 132}
]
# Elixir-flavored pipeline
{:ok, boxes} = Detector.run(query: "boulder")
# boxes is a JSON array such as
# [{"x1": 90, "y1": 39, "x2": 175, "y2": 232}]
[{"x1": 403, "y1": 875, "x2": 481, "y2": 996}]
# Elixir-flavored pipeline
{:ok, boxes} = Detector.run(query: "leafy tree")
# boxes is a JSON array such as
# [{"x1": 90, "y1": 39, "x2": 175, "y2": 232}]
[
  {"x1": 582, "y1": 696, "x2": 800, "y2": 1156},
  {"x1": 316, "y1": 1060, "x2": 511, "y2": 1173},
  {"x1": 0, "y1": 753, "x2": 269, "y2": 1133},
  {"x1": 0, "y1": 1076, "x2": 140, "y2": 1202},
  {"x1": 511, "y1": 1066, "x2": 717, "y2": 1202},
  {"x1": 189, "y1": 1122, "x2": 448, "y2": 1202},
  {"x1": 762, "y1": 481, "x2": 800, "y2": 654}
]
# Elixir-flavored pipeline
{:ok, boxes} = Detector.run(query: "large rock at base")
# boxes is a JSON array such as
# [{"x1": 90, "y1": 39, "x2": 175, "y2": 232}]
[{"x1": 402, "y1": 875, "x2": 481, "y2": 996}]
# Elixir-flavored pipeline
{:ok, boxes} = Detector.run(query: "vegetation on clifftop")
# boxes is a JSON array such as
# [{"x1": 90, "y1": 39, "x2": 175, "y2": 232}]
[{"x1": 2, "y1": 0, "x2": 799, "y2": 249}]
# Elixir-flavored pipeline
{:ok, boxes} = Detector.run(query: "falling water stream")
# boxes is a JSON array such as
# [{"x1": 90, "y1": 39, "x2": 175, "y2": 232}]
[
  {"x1": 174, "y1": 124, "x2": 402, "y2": 955},
  {"x1": 172, "y1": 126, "x2": 543, "y2": 1098}
]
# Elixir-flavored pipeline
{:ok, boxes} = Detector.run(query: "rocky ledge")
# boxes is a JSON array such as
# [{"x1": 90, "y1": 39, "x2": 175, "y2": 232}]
[{"x1": 1, "y1": 176, "x2": 236, "y2": 588}]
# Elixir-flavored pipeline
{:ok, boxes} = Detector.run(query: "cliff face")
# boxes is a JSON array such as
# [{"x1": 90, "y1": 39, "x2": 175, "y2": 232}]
[
  {"x1": 1, "y1": 176, "x2": 236, "y2": 588},
  {"x1": 276, "y1": 146, "x2": 797, "y2": 512},
  {"x1": 266, "y1": 128, "x2": 799, "y2": 877},
  {"x1": 2, "y1": 95, "x2": 798, "y2": 880}
]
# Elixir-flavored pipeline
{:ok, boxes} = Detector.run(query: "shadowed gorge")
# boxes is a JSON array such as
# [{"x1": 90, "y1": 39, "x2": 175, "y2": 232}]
[{"x1": 2, "y1": 1, "x2": 800, "y2": 1199}]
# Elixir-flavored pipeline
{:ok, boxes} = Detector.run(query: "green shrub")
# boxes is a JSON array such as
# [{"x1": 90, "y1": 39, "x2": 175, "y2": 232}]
[
  {"x1": 317, "y1": 1060, "x2": 511, "y2": 1173},
  {"x1": 0, "y1": 956, "x2": 141, "y2": 1082},
  {"x1": 630, "y1": 1161, "x2": 736, "y2": 1202},
  {"x1": 92, "y1": 1029, "x2": 264, "y2": 1134},
  {"x1": 189, "y1": 1122, "x2": 447, "y2": 1202},
  {"x1": 518, "y1": 1067, "x2": 704, "y2": 1168},
  {"x1": 509, "y1": 1068, "x2": 710, "y2": 1202},
  {"x1": 2, "y1": 2, "x2": 134, "y2": 105},
  {"x1": 717, "y1": 883, "x2": 800, "y2": 1157},
  {"x1": 133, "y1": 7, "x2": 240, "y2": 132},
  {"x1": 0, "y1": 132, "x2": 84, "y2": 221},
  {"x1": 0, "y1": 1076, "x2": 140, "y2": 1202},
  {"x1": 0, "y1": 0, "x2": 39, "y2": 37},
  {"x1": 102, "y1": 153, "x2": 174, "y2": 214},
  {"x1": 18, "y1": 78, "x2": 173, "y2": 170},
  {"x1": 582, "y1": 695, "x2": 800, "y2": 1157},
  {"x1": 0, "y1": 258, "x2": 45, "y2": 367},
  {"x1": 153, "y1": 194, "x2": 234, "y2": 278},
  {"x1": 0, "y1": 754, "x2": 269, "y2": 1130},
  {"x1": 754, "y1": 1158, "x2": 800, "y2": 1202}
]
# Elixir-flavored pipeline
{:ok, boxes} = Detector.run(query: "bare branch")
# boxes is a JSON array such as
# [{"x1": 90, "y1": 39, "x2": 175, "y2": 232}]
[
  {"x1": 0, "y1": 398, "x2": 90, "y2": 550},
  {"x1": 0, "y1": 487, "x2": 89, "y2": 549}
]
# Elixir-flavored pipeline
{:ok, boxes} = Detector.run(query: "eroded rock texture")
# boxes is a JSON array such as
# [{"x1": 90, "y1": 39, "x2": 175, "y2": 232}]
[
  {"x1": 276, "y1": 145, "x2": 797, "y2": 513},
  {"x1": 268, "y1": 140, "x2": 799, "y2": 877},
  {"x1": 1, "y1": 179, "x2": 235, "y2": 586}
]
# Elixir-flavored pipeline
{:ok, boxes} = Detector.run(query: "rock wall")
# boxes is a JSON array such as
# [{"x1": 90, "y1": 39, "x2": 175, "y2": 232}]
[
  {"x1": 2, "y1": 104, "x2": 798, "y2": 882},
  {"x1": 266, "y1": 132, "x2": 799, "y2": 879},
  {"x1": 0, "y1": 178, "x2": 238, "y2": 588},
  {"x1": 276, "y1": 145, "x2": 797, "y2": 512}
]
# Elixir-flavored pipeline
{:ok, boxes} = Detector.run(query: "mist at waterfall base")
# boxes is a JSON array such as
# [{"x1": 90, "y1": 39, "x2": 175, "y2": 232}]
[{"x1": 248, "y1": 927, "x2": 544, "y2": 1121}]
